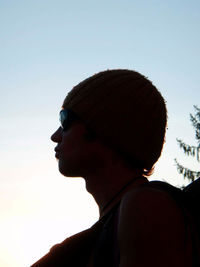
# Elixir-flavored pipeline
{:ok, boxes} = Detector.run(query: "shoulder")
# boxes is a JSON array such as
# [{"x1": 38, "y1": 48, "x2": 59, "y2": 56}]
[
  {"x1": 119, "y1": 183, "x2": 184, "y2": 230},
  {"x1": 118, "y1": 183, "x2": 187, "y2": 266},
  {"x1": 120, "y1": 182, "x2": 181, "y2": 214}
]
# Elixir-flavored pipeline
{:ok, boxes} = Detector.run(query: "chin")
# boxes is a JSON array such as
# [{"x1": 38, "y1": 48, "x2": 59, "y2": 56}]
[{"x1": 58, "y1": 161, "x2": 80, "y2": 178}]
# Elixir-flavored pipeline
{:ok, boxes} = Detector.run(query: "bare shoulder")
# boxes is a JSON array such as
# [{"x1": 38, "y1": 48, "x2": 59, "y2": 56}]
[
  {"x1": 120, "y1": 183, "x2": 182, "y2": 216},
  {"x1": 118, "y1": 184, "x2": 187, "y2": 267},
  {"x1": 119, "y1": 184, "x2": 185, "y2": 237}
]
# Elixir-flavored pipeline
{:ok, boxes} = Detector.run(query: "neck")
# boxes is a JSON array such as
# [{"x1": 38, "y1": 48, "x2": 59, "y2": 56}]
[{"x1": 84, "y1": 166, "x2": 147, "y2": 218}]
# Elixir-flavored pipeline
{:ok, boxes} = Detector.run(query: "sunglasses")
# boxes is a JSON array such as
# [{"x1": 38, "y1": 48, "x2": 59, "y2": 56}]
[{"x1": 59, "y1": 109, "x2": 79, "y2": 131}]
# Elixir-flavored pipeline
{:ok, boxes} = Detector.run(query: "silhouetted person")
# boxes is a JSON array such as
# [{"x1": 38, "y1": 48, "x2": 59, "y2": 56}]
[{"x1": 31, "y1": 70, "x2": 195, "y2": 267}]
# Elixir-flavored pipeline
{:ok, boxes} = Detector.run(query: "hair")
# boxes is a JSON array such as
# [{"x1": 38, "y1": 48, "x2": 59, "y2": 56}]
[{"x1": 114, "y1": 148, "x2": 155, "y2": 177}]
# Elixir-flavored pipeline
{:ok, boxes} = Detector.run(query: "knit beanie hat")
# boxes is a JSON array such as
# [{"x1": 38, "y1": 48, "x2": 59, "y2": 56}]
[{"x1": 63, "y1": 69, "x2": 167, "y2": 170}]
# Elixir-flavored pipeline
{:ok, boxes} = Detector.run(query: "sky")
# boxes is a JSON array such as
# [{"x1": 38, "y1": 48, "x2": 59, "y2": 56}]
[{"x1": 0, "y1": 0, "x2": 200, "y2": 266}]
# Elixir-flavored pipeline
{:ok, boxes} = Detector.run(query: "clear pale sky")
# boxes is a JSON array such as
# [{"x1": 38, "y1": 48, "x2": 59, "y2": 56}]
[{"x1": 1, "y1": 0, "x2": 200, "y2": 266}]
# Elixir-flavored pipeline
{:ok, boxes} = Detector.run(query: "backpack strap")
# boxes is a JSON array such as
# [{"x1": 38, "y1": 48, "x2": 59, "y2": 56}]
[{"x1": 183, "y1": 177, "x2": 200, "y2": 201}]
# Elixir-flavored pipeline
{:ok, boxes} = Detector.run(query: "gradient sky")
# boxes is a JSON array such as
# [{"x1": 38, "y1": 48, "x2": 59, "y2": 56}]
[{"x1": 1, "y1": 0, "x2": 200, "y2": 266}]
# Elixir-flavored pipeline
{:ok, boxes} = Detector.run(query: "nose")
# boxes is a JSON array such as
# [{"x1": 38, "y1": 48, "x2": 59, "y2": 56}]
[{"x1": 51, "y1": 127, "x2": 62, "y2": 143}]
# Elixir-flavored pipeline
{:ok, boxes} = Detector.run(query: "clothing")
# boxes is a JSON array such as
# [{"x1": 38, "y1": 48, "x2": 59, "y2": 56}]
[
  {"x1": 88, "y1": 204, "x2": 120, "y2": 267},
  {"x1": 31, "y1": 180, "x2": 197, "y2": 267},
  {"x1": 30, "y1": 205, "x2": 118, "y2": 267}
]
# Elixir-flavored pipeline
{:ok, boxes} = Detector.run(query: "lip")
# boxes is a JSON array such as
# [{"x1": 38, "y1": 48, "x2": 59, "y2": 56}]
[
  {"x1": 55, "y1": 152, "x2": 60, "y2": 159},
  {"x1": 54, "y1": 147, "x2": 60, "y2": 159},
  {"x1": 54, "y1": 146, "x2": 60, "y2": 152}
]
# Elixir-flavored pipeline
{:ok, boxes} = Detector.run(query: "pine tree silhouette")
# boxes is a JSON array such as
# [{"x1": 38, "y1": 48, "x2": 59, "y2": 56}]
[{"x1": 175, "y1": 105, "x2": 200, "y2": 182}]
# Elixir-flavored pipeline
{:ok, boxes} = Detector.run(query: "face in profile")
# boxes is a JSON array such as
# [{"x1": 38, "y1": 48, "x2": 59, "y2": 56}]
[{"x1": 51, "y1": 115, "x2": 106, "y2": 178}]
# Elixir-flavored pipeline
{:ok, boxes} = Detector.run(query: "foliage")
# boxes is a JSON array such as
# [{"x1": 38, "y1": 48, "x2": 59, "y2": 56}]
[{"x1": 175, "y1": 105, "x2": 200, "y2": 182}]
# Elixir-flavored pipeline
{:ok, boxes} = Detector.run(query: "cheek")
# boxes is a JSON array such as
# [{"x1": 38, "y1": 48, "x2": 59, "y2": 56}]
[
  {"x1": 59, "y1": 130, "x2": 85, "y2": 158},
  {"x1": 60, "y1": 129, "x2": 78, "y2": 148}
]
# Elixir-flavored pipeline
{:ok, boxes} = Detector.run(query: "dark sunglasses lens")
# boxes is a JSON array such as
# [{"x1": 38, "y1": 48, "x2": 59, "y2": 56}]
[{"x1": 59, "y1": 110, "x2": 68, "y2": 129}]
